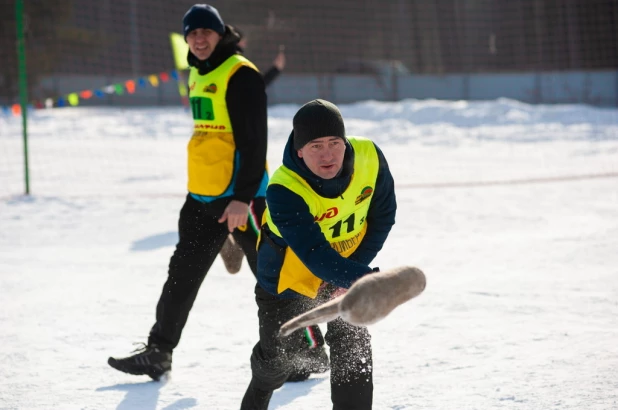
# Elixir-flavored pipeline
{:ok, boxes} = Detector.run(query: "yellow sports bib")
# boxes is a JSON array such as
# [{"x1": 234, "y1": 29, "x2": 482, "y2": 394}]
[
  {"x1": 187, "y1": 55, "x2": 259, "y2": 196},
  {"x1": 264, "y1": 136, "x2": 379, "y2": 298}
]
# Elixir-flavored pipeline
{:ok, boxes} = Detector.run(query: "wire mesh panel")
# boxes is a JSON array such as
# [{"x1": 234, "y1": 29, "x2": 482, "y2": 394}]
[{"x1": 1, "y1": 0, "x2": 617, "y2": 105}]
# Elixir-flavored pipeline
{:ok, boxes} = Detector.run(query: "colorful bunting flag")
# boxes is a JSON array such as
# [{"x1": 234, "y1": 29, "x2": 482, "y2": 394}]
[
  {"x1": 125, "y1": 80, "x2": 136, "y2": 94},
  {"x1": 68, "y1": 93, "x2": 79, "y2": 106},
  {"x1": 148, "y1": 75, "x2": 159, "y2": 87},
  {"x1": 2, "y1": 68, "x2": 188, "y2": 116}
]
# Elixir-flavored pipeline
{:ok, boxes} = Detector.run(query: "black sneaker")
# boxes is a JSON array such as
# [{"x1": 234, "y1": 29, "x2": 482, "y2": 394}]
[
  {"x1": 287, "y1": 346, "x2": 330, "y2": 382},
  {"x1": 108, "y1": 343, "x2": 172, "y2": 381}
]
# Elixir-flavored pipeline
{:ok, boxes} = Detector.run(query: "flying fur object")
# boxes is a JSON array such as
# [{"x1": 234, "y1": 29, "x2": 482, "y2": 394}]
[{"x1": 279, "y1": 266, "x2": 426, "y2": 337}]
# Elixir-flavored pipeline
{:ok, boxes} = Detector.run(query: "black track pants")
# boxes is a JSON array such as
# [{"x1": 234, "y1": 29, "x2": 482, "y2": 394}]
[
  {"x1": 248, "y1": 284, "x2": 373, "y2": 409},
  {"x1": 147, "y1": 195, "x2": 265, "y2": 351}
]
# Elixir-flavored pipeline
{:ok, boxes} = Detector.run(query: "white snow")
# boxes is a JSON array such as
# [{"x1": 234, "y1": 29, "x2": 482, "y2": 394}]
[{"x1": 1, "y1": 98, "x2": 617, "y2": 409}]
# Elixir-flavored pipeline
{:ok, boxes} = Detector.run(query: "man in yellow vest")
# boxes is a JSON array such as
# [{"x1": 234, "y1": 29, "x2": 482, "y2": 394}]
[
  {"x1": 241, "y1": 99, "x2": 397, "y2": 410},
  {"x1": 108, "y1": 4, "x2": 327, "y2": 381}
]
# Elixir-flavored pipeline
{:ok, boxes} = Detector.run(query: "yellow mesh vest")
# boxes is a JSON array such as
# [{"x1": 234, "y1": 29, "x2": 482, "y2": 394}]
[
  {"x1": 264, "y1": 136, "x2": 379, "y2": 298},
  {"x1": 187, "y1": 55, "x2": 259, "y2": 196}
]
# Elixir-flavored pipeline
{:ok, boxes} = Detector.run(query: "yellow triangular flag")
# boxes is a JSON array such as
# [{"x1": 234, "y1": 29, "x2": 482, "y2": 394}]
[
  {"x1": 169, "y1": 32, "x2": 189, "y2": 70},
  {"x1": 148, "y1": 75, "x2": 159, "y2": 87}
]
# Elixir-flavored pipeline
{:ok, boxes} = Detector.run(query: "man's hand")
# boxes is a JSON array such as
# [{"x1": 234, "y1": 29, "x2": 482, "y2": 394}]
[
  {"x1": 273, "y1": 45, "x2": 286, "y2": 70},
  {"x1": 218, "y1": 200, "x2": 249, "y2": 232},
  {"x1": 318, "y1": 281, "x2": 348, "y2": 299},
  {"x1": 331, "y1": 287, "x2": 347, "y2": 298}
]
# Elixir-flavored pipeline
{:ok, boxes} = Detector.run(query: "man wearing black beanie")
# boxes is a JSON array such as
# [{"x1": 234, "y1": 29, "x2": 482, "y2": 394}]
[
  {"x1": 108, "y1": 4, "x2": 327, "y2": 382},
  {"x1": 241, "y1": 99, "x2": 397, "y2": 410}
]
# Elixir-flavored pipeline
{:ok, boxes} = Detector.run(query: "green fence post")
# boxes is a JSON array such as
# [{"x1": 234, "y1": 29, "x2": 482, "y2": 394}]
[{"x1": 16, "y1": 0, "x2": 30, "y2": 195}]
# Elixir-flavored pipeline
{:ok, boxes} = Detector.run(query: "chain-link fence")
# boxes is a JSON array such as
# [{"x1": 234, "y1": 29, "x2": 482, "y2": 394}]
[{"x1": 1, "y1": 0, "x2": 617, "y2": 106}]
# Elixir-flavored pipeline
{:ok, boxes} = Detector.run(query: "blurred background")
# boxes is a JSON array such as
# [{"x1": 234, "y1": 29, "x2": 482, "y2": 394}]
[{"x1": 1, "y1": 0, "x2": 617, "y2": 107}]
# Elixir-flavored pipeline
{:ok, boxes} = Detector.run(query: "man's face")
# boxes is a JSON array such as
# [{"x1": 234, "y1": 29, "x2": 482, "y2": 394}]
[
  {"x1": 297, "y1": 136, "x2": 346, "y2": 180},
  {"x1": 186, "y1": 28, "x2": 222, "y2": 60}
]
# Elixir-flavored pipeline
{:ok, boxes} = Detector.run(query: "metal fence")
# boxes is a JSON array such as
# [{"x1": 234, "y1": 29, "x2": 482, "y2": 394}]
[{"x1": 1, "y1": 0, "x2": 617, "y2": 105}]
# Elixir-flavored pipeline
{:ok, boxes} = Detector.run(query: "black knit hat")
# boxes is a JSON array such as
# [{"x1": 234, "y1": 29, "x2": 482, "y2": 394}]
[
  {"x1": 293, "y1": 99, "x2": 346, "y2": 150},
  {"x1": 183, "y1": 4, "x2": 225, "y2": 39}
]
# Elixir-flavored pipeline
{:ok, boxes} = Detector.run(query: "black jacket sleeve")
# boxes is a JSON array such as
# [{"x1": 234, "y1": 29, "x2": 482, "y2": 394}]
[
  {"x1": 262, "y1": 66, "x2": 281, "y2": 88},
  {"x1": 347, "y1": 144, "x2": 397, "y2": 265},
  {"x1": 226, "y1": 66, "x2": 268, "y2": 204}
]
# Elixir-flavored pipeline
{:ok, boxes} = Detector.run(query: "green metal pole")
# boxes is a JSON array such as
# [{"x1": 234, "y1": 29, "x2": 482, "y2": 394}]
[{"x1": 16, "y1": 0, "x2": 30, "y2": 195}]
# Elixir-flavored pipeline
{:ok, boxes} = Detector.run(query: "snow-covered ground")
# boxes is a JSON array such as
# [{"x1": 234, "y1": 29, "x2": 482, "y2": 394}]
[{"x1": 1, "y1": 98, "x2": 617, "y2": 409}]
